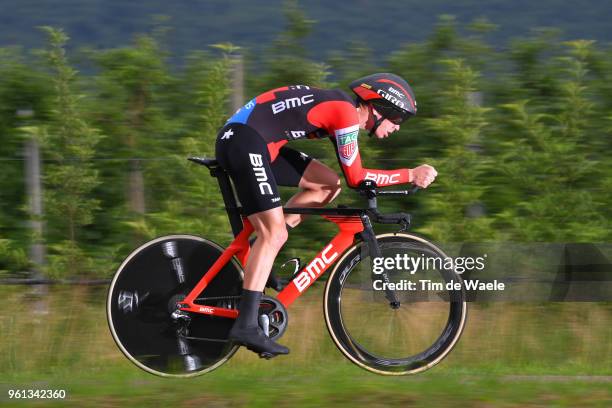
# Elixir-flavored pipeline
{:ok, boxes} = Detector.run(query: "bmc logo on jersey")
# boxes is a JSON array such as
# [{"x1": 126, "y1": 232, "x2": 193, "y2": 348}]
[
  {"x1": 249, "y1": 154, "x2": 274, "y2": 195},
  {"x1": 365, "y1": 172, "x2": 400, "y2": 185},
  {"x1": 285, "y1": 130, "x2": 306, "y2": 139},
  {"x1": 271, "y1": 94, "x2": 315, "y2": 115},
  {"x1": 294, "y1": 244, "x2": 338, "y2": 292}
]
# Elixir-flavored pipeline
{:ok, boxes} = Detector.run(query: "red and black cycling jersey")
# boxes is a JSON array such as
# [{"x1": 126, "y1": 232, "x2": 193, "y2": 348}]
[{"x1": 226, "y1": 85, "x2": 410, "y2": 188}]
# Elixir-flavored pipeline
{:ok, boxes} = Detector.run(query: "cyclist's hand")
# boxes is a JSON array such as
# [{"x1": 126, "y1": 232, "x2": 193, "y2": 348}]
[{"x1": 410, "y1": 165, "x2": 437, "y2": 188}]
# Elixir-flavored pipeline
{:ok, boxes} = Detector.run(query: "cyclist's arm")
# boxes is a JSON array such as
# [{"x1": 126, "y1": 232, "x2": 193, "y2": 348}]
[
  {"x1": 307, "y1": 99, "x2": 412, "y2": 188},
  {"x1": 329, "y1": 133, "x2": 411, "y2": 187}
]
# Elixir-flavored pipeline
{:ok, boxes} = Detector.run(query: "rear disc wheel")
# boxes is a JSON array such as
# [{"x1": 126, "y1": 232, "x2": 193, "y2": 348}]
[{"x1": 107, "y1": 235, "x2": 243, "y2": 377}]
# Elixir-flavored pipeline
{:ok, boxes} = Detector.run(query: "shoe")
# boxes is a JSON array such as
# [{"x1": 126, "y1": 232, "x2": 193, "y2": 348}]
[{"x1": 228, "y1": 325, "x2": 290, "y2": 358}]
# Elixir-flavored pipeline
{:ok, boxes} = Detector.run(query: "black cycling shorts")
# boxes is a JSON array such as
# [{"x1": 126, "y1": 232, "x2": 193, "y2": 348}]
[{"x1": 215, "y1": 123, "x2": 313, "y2": 216}]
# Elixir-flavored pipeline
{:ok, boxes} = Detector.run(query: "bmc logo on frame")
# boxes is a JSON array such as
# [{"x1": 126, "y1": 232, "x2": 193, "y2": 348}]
[
  {"x1": 271, "y1": 94, "x2": 315, "y2": 115},
  {"x1": 294, "y1": 244, "x2": 338, "y2": 292},
  {"x1": 249, "y1": 154, "x2": 274, "y2": 195}
]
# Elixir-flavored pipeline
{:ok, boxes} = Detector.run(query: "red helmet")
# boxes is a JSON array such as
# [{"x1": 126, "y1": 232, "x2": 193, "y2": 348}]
[{"x1": 349, "y1": 73, "x2": 417, "y2": 125}]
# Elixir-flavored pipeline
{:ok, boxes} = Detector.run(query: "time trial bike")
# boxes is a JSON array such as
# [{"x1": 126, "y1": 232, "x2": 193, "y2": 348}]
[{"x1": 107, "y1": 157, "x2": 467, "y2": 377}]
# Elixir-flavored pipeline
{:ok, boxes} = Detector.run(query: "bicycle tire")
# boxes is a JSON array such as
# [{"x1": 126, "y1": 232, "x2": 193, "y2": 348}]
[
  {"x1": 324, "y1": 233, "x2": 467, "y2": 375},
  {"x1": 107, "y1": 235, "x2": 243, "y2": 377}
]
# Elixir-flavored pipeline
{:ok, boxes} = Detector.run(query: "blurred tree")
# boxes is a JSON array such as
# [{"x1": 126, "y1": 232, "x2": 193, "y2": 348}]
[
  {"x1": 138, "y1": 48, "x2": 235, "y2": 243},
  {"x1": 91, "y1": 34, "x2": 171, "y2": 250},
  {"x1": 508, "y1": 29, "x2": 562, "y2": 102},
  {"x1": 248, "y1": 0, "x2": 330, "y2": 93},
  {"x1": 493, "y1": 41, "x2": 607, "y2": 241},
  {"x1": 0, "y1": 49, "x2": 51, "y2": 258},
  {"x1": 420, "y1": 59, "x2": 494, "y2": 242},
  {"x1": 40, "y1": 27, "x2": 103, "y2": 278},
  {"x1": 586, "y1": 43, "x2": 612, "y2": 233},
  {"x1": 0, "y1": 237, "x2": 29, "y2": 278},
  {"x1": 1, "y1": 16, "x2": 610, "y2": 281}
]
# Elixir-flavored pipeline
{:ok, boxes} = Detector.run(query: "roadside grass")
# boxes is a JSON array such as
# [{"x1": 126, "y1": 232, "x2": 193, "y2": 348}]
[{"x1": 0, "y1": 285, "x2": 610, "y2": 407}]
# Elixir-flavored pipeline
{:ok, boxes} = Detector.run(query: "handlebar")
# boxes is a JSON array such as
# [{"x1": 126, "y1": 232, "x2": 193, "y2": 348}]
[
  {"x1": 376, "y1": 185, "x2": 420, "y2": 196},
  {"x1": 353, "y1": 181, "x2": 418, "y2": 230},
  {"x1": 355, "y1": 180, "x2": 420, "y2": 199}
]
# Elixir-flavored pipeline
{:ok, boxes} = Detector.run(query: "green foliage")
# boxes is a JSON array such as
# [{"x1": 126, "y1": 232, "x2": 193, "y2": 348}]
[
  {"x1": 39, "y1": 27, "x2": 103, "y2": 278},
  {"x1": 248, "y1": 0, "x2": 330, "y2": 93},
  {"x1": 139, "y1": 50, "x2": 234, "y2": 243},
  {"x1": 493, "y1": 40, "x2": 608, "y2": 241},
  {"x1": 420, "y1": 59, "x2": 494, "y2": 242},
  {"x1": 89, "y1": 33, "x2": 172, "y2": 250},
  {"x1": 1, "y1": 11, "x2": 611, "y2": 279},
  {"x1": 0, "y1": 48, "x2": 52, "y2": 254},
  {"x1": 0, "y1": 239, "x2": 29, "y2": 277}
]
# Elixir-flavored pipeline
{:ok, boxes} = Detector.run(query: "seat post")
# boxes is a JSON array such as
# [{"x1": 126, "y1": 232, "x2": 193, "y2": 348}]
[{"x1": 210, "y1": 166, "x2": 244, "y2": 238}]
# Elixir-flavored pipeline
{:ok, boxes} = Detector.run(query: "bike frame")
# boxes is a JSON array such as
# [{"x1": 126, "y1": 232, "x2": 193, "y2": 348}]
[
  {"x1": 179, "y1": 210, "x2": 365, "y2": 317},
  {"x1": 179, "y1": 157, "x2": 408, "y2": 318}
]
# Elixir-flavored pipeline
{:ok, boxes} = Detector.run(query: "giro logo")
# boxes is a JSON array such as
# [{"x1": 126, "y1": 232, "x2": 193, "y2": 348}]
[
  {"x1": 294, "y1": 244, "x2": 338, "y2": 292},
  {"x1": 249, "y1": 154, "x2": 274, "y2": 195},
  {"x1": 199, "y1": 306, "x2": 214, "y2": 314},
  {"x1": 376, "y1": 89, "x2": 405, "y2": 109},
  {"x1": 272, "y1": 94, "x2": 315, "y2": 115},
  {"x1": 365, "y1": 172, "x2": 400, "y2": 185}
]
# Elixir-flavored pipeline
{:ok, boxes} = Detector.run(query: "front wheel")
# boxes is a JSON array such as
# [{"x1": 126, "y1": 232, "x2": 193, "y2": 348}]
[{"x1": 324, "y1": 233, "x2": 467, "y2": 375}]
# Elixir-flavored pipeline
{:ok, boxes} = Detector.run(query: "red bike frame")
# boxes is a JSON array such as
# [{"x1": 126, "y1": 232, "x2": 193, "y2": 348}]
[{"x1": 179, "y1": 214, "x2": 364, "y2": 317}]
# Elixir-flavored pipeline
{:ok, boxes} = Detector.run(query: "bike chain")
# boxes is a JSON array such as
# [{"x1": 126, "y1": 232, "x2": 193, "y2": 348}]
[{"x1": 194, "y1": 295, "x2": 241, "y2": 303}]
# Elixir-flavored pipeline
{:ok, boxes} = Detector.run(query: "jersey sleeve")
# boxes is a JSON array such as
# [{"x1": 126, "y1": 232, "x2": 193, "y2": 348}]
[{"x1": 307, "y1": 99, "x2": 411, "y2": 188}]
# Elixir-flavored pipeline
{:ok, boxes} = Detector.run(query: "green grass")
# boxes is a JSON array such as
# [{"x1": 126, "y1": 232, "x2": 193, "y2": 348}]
[
  {"x1": 3, "y1": 363, "x2": 611, "y2": 407},
  {"x1": 0, "y1": 285, "x2": 611, "y2": 407}
]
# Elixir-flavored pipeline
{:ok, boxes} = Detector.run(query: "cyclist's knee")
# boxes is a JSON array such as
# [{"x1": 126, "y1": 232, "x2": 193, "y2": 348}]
[{"x1": 255, "y1": 222, "x2": 288, "y2": 251}]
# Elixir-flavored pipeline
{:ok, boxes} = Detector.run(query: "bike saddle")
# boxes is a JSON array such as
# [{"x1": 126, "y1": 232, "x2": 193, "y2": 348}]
[{"x1": 187, "y1": 157, "x2": 218, "y2": 169}]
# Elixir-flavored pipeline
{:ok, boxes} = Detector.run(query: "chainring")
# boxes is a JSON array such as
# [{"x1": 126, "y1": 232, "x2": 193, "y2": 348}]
[{"x1": 259, "y1": 295, "x2": 288, "y2": 341}]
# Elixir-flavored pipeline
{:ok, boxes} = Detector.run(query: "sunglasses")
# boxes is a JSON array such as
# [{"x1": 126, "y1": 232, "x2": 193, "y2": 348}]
[{"x1": 371, "y1": 102, "x2": 412, "y2": 125}]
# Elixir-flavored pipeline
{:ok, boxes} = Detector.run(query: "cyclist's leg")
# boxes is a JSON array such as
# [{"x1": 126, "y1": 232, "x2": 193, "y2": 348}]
[
  {"x1": 243, "y1": 207, "x2": 288, "y2": 291},
  {"x1": 228, "y1": 207, "x2": 289, "y2": 356},
  {"x1": 271, "y1": 147, "x2": 341, "y2": 227},
  {"x1": 216, "y1": 124, "x2": 289, "y2": 356}
]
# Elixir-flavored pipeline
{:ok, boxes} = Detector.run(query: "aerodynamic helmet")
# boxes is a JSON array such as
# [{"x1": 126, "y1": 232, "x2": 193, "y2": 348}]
[{"x1": 349, "y1": 73, "x2": 417, "y2": 126}]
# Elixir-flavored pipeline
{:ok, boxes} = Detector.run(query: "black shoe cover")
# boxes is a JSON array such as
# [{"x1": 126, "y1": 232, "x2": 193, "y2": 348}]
[{"x1": 229, "y1": 325, "x2": 289, "y2": 358}]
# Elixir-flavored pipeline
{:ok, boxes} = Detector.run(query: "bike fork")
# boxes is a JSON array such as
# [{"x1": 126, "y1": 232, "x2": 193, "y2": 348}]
[{"x1": 359, "y1": 215, "x2": 400, "y2": 309}]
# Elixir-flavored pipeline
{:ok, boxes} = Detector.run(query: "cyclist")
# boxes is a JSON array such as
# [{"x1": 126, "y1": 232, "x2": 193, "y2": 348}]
[{"x1": 215, "y1": 73, "x2": 437, "y2": 357}]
